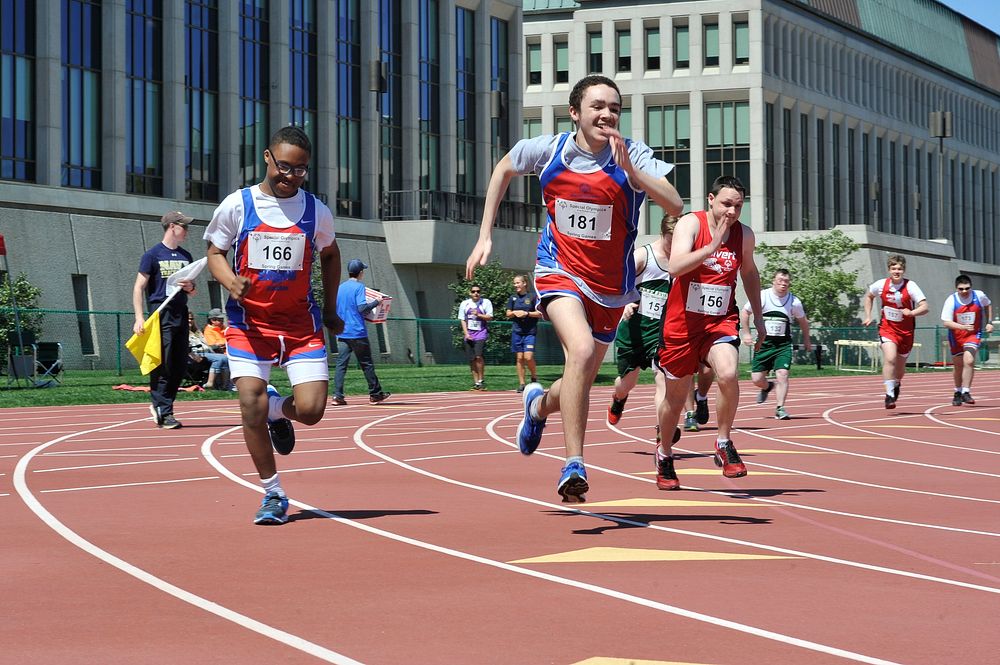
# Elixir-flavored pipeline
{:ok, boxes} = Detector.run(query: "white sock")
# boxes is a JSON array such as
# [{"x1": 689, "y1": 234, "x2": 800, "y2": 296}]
[
  {"x1": 962, "y1": 387, "x2": 970, "y2": 394},
  {"x1": 695, "y1": 391, "x2": 706, "y2": 401},
  {"x1": 566, "y1": 455, "x2": 584, "y2": 466},
  {"x1": 529, "y1": 393, "x2": 543, "y2": 420},
  {"x1": 884, "y1": 380, "x2": 896, "y2": 396},
  {"x1": 261, "y1": 473, "x2": 285, "y2": 498},
  {"x1": 268, "y1": 394, "x2": 287, "y2": 421},
  {"x1": 655, "y1": 445, "x2": 671, "y2": 461},
  {"x1": 716, "y1": 437, "x2": 729, "y2": 448}
]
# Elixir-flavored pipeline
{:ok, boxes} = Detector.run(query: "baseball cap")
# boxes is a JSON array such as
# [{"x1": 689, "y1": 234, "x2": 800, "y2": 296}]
[
  {"x1": 207, "y1": 308, "x2": 225, "y2": 320},
  {"x1": 348, "y1": 259, "x2": 368, "y2": 275},
  {"x1": 161, "y1": 211, "x2": 193, "y2": 229}
]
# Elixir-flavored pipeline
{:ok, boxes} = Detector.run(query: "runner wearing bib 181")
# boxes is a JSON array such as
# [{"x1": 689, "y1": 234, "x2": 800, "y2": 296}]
[
  {"x1": 941, "y1": 274, "x2": 993, "y2": 406},
  {"x1": 652, "y1": 175, "x2": 765, "y2": 490},
  {"x1": 740, "y1": 269, "x2": 812, "y2": 421},
  {"x1": 863, "y1": 253, "x2": 928, "y2": 409}
]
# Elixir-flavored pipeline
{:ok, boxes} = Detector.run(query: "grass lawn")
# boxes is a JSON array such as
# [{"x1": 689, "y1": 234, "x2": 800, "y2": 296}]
[{"x1": 0, "y1": 359, "x2": 943, "y2": 408}]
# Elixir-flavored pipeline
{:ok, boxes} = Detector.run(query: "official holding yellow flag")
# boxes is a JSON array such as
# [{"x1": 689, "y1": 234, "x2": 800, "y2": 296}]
[{"x1": 131, "y1": 211, "x2": 198, "y2": 429}]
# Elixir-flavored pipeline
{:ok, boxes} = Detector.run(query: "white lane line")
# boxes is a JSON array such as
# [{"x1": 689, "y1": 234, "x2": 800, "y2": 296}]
[
  {"x1": 823, "y1": 402, "x2": 1000, "y2": 456},
  {"x1": 33, "y1": 458, "x2": 201, "y2": 473},
  {"x1": 219, "y1": 446, "x2": 356, "y2": 459},
  {"x1": 240, "y1": 461, "x2": 383, "y2": 476},
  {"x1": 200, "y1": 426, "x2": 903, "y2": 665},
  {"x1": 923, "y1": 403, "x2": 1000, "y2": 439},
  {"x1": 41, "y1": 476, "x2": 220, "y2": 494},
  {"x1": 605, "y1": 423, "x2": 1000, "y2": 538},
  {"x1": 44, "y1": 443, "x2": 197, "y2": 454},
  {"x1": 14, "y1": 419, "x2": 365, "y2": 665}
]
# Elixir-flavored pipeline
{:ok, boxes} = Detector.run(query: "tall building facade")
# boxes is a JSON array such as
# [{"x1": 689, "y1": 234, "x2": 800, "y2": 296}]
[
  {"x1": 523, "y1": 0, "x2": 1000, "y2": 340},
  {"x1": 0, "y1": 0, "x2": 530, "y2": 368}
]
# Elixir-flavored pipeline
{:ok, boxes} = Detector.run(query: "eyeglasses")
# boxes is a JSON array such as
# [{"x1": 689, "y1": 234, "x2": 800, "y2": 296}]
[
  {"x1": 273, "y1": 160, "x2": 308, "y2": 178},
  {"x1": 470, "y1": 290, "x2": 481, "y2": 294},
  {"x1": 957, "y1": 287, "x2": 972, "y2": 292}
]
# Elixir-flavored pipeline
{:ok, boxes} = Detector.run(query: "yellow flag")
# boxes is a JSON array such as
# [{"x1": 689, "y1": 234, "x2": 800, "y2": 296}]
[{"x1": 125, "y1": 310, "x2": 162, "y2": 375}]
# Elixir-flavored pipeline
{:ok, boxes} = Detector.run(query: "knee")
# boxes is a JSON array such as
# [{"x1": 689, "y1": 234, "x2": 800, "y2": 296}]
[{"x1": 298, "y1": 408, "x2": 324, "y2": 426}]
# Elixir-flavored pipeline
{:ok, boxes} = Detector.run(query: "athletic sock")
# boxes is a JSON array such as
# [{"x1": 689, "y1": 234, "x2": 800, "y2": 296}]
[
  {"x1": 529, "y1": 394, "x2": 543, "y2": 421},
  {"x1": 716, "y1": 437, "x2": 730, "y2": 448},
  {"x1": 884, "y1": 380, "x2": 896, "y2": 396},
  {"x1": 261, "y1": 473, "x2": 286, "y2": 498},
  {"x1": 267, "y1": 394, "x2": 288, "y2": 422},
  {"x1": 566, "y1": 455, "x2": 584, "y2": 466},
  {"x1": 695, "y1": 391, "x2": 707, "y2": 401},
  {"x1": 961, "y1": 387, "x2": 970, "y2": 394}
]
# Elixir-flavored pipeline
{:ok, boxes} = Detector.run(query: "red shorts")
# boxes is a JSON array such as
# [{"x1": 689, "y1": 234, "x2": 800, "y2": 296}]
[
  {"x1": 225, "y1": 327, "x2": 327, "y2": 364},
  {"x1": 949, "y1": 331, "x2": 981, "y2": 357},
  {"x1": 878, "y1": 333, "x2": 914, "y2": 357},
  {"x1": 657, "y1": 318, "x2": 739, "y2": 378},
  {"x1": 535, "y1": 274, "x2": 624, "y2": 344}
]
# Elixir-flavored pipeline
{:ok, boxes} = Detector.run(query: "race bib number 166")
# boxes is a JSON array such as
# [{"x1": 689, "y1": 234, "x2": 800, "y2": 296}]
[{"x1": 248, "y1": 232, "x2": 306, "y2": 271}]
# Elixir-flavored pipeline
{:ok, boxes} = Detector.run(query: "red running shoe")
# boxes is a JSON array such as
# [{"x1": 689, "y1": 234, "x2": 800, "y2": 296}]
[
  {"x1": 884, "y1": 394, "x2": 896, "y2": 409},
  {"x1": 607, "y1": 396, "x2": 628, "y2": 425},
  {"x1": 655, "y1": 452, "x2": 680, "y2": 490},
  {"x1": 713, "y1": 440, "x2": 747, "y2": 478},
  {"x1": 962, "y1": 392, "x2": 976, "y2": 405}
]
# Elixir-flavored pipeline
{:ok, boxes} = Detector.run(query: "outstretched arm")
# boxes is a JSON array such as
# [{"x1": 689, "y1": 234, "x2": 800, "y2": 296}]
[{"x1": 466, "y1": 154, "x2": 518, "y2": 279}]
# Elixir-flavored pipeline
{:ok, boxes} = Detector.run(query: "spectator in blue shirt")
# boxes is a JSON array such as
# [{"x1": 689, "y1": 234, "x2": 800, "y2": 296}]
[{"x1": 331, "y1": 259, "x2": 390, "y2": 405}]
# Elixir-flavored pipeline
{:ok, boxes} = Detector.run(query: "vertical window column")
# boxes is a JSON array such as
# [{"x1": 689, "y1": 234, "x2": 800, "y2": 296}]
[
  {"x1": 378, "y1": 0, "x2": 402, "y2": 202},
  {"x1": 419, "y1": 0, "x2": 440, "y2": 195},
  {"x1": 185, "y1": 0, "x2": 219, "y2": 201},
  {"x1": 239, "y1": 0, "x2": 268, "y2": 186},
  {"x1": 289, "y1": 0, "x2": 317, "y2": 194},
  {"x1": 126, "y1": 0, "x2": 163, "y2": 195},
  {"x1": 490, "y1": 17, "x2": 509, "y2": 167},
  {"x1": 455, "y1": 6, "x2": 475, "y2": 195},
  {"x1": 646, "y1": 103, "x2": 691, "y2": 227},
  {"x1": 335, "y1": 0, "x2": 360, "y2": 217},
  {"x1": 0, "y1": 0, "x2": 36, "y2": 181},
  {"x1": 62, "y1": 0, "x2": 102, "y2": 189}
]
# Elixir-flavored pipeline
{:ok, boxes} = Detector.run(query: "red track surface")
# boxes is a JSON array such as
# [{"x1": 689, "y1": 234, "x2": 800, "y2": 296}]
[{"x1": 5, "y1": 371, "x2": 1000, "y2": 664}]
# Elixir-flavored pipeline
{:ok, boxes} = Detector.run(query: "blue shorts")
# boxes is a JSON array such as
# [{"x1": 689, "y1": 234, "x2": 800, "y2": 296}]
[{"x1": 511, "y1": 329, "x2": 536, "y2": 353}]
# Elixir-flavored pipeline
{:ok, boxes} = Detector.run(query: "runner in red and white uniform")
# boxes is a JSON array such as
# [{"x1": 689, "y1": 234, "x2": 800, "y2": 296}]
[
  {"x1": 653, "y1": 176, "x2": 764, "y2": 489},
  {"x1": 863, "y1": 253, "x2": 928, "y2": 409},
  {"x1": 941, "y1": 274, "x2": 993, "y2": 406},
  {"x1": 465, "y1": 75, "x2": 683, "y2": 502},
  {"x1": 205, "y1": 126, "x2": 343, "y2": 525}
]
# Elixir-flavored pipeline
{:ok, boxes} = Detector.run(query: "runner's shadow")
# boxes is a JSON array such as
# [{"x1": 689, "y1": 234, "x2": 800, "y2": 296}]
[
  {"x1": 545, "y1": 511, "x2": 771, "y2": 535},
  {"x1": 720, "y1": 488, "x2": 825, "y2": 498},
  {"x1": 625, "y1": 450, "x2": 711, "y2": 461},
  {"x1": 288, "y1": 508, "x2": 438, "y2": 522}
]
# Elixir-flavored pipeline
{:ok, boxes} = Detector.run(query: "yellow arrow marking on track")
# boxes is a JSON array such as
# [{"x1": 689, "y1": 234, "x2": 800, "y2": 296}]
[
  {"x1": 955, "y1": 417, "x2": 1000, "y2": 421},
  {"x1": 581, "y1": 498, "x2": 766, "y2": 508},
  {"x1": 511, "y1": 546, "x2": 797, "y2": 564}
]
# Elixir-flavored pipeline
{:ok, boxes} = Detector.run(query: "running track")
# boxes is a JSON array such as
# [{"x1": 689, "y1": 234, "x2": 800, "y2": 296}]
[{"x1": 5, "y1": 371, "x2": 1000, "y2": 664}]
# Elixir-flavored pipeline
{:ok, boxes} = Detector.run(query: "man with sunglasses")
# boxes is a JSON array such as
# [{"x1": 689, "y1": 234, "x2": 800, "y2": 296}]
[
  {"x1": 205, "y1": 125, "x2": 343, "y2": 525},
  {"x1": 941, "y1": 274, "x2": 993, "y2": 406},
  {"x1": 459, "y1": 285, "x2": 493, "y2": 390}
]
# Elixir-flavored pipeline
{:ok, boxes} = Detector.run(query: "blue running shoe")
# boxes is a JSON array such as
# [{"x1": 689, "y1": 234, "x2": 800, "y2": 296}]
[
  {"x1": 516, "y1": 382, "x2": 546, "y2": 455},
  {"x1": 557, "y1": 461, "x2": 589, "y2": 502},
  {"x1": 253, "y1": 492, "x2": 289, "y2": 525},
  {"x1": 266, "y1": 385, "x2": 296, "y2": 455}
]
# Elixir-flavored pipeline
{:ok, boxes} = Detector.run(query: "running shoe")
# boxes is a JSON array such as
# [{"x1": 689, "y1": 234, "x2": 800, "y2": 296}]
[
  {"x1": 884, "y1": 394, "x2": 896, "y2": 410},
  {"x1": 266, "y1": 385, "x2": 296, "y2": 456},
  {"x1": 149, "y1": 404, "x2": 161, "y2": 427},
  {"x1": 253, "y1": 492, "x2": 290, "y2": 525},
  {"x1": 893, "y1": 383, "x2": 901, "y2": 400},
  {"x1": 775, "y1": 406, "x2": 790, "y2": 420},
  {"x1": 757, "y1": 380, "x2": 775, "y2": 404},
  {"x1": 694, "y1": 392, "x2": 710, "y2": 425},
  {"x1": 655, "y1": 452, "x2": 680, "y2": 491},
  {"x1": 607, "y1": 395, "x2": 628, "y2": 425},
  {"x1": 556, "y1": 460, "x2": 588, "y2": 502},
  {"x1": 160, "y1": 414, "x2": 182, "y2": 429},
  {"x1": 713, "y1": 440, "x2": 748, "y2": 478},
  {"x1": 369, "y1": 392, "x2": 391, "y2": 404},
  {"x1": 516, "y1": 384, "x2": 525, "y2": 393},
  {"x1": 516, "y1": 382, "x2": 546, "y2": 455},
  {"x1": 952, "y1": 391, "x2": 963, "y2": 406},
  {"x1": 684, "y1": 411, "x2": 700, "y2": 432},
  {"x1": 331, "y1": 396, "x2": 347, "y2": 406},
  {"x1": 962, "y1": 392, "x2": 976, "y2": 405}
]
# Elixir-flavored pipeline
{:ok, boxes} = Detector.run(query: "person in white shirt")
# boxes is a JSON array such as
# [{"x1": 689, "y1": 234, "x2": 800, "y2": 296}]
[
  {"x1": 940, "y1": 274, "x2": 993, "y2": 406},
  {"x1": 458, "y1": 285, "x2": 493, "y2": 390}
]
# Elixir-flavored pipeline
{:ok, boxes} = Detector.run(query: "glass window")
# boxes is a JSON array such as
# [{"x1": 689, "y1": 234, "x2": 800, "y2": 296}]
[
  {"x1": 817, "y1": 118, "x2": 826, "y2": 229},
  {"x1": 126, "y1": 0, "x2": 163, "y2": 195},
  {"x1": 522, "y1": 118, "x2": 542, "y2": 206},
  {"x1": 674, "y1": 25, "x2": 689, "y2": 69},
  {"x1": 554, "y1": 40, "x2": 568, "y2": 84},
  {"x1": 734, "y1": 21, "x2": 750, "y2": 65},
  {"x1": 832, "y1": 122, "x2": 841, "y2": 226},
  {"x1": 239, "y1": 0, "x2": 268, "y2": 187},
  {"x1": 765, "y1": 102, "x2": 775, "y2": 230},
  {"x1": 704, "y1": 23, "x2": 719, "y2": 67},
  {"x1": 646, "y1": 104, "x2": 691, "y2": 225},
  {"x1": 616, "y1": 29, "x2": 630, "y2": 73},
  {"x1": 455, "y1": 6, "x2": 476, "y2": 194},
  {"x1": 490, "y1": 17, "x2": 509, "y2": 164},
  {"x1": 645, "y1": 27, "x2": 660, "y2": 71},
  {"x1": 619, "y1": 108, "x2": 631, "y2": 137},
  {"x1": 801, "y1": 112, "x2": 809, "y2": 228},
  {"x1": 1, "y1": 0, "x2": 35, "y2": 181},
  {"x1": 588, "y1": 30, "x2": 602, "y2": 73},
  {"x1": 556, "y1": 116, "x2": 573, "y2": 133},
  {"x1": 62, "y1": 0, "x2": 102, "y2": 189},
  {"x1": 290, "y1": 0, "x2": 318, "y2": 193},
  {"x1": 527, "y1": 41, "x2": 541, "y2": 85},
  {"x1": 185, "y1": 0, "x2": 219, "y2": 201},
  {"x1": 379, "y1": 0, "x2": 402, "y2": 198},
  {"x1": 783, "y1": 108, "x2": 792, "y2": 222},
  {"x1": 419, "y1": 0, "x2": 440, "y2": 192},
  {"x1": 336, "y1": 0, "x2": 361, "y2": 217},
  {"x1": 705, "y1": 101, "x2": 749, "y2": 197}
]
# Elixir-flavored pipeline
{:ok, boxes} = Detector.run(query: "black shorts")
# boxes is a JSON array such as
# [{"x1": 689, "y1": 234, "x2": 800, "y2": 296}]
[{"x1": 464, "y1": 338, "x2": 486, "y2": 360}]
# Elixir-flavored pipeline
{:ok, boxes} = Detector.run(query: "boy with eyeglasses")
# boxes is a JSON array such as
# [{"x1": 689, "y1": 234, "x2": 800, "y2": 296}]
[
  {"x1": 941, "y1": 274, "x2": 992, "y2": 406},
  {"x1": 204, "y1": 125, "x2": 344, "y2": 525},
  {"x1": 459, "y1": 284, "x2": 493, "y2": 390}
]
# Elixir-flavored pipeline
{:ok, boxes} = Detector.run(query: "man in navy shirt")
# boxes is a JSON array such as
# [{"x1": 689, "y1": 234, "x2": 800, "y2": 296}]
[
  {"x1": 132, "y1": 211, "x2": 197, "y2": 428},
  {"x1": 331, "y1": 259, "x2": 390, "y2": 405}
]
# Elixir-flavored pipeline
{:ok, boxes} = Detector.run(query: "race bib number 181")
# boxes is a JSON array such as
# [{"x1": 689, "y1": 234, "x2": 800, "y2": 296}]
[
  {"x1": 248, "y1": 232, "x2": 306, "y2": 271},
  {"x1": 554, "y1": 199, "x2": 613, "y2": 241}
]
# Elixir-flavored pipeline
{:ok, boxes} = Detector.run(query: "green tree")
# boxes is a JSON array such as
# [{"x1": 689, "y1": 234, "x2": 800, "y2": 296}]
[
  {"x1": 449, "y1": 259, "x2": 519, "y2": 363},
  {"x1": 755, "y1": 229, "x2": 863, "y2": 328},
  {"x1": 0, "y1": 273, "x2": 45, "y2": 359}
]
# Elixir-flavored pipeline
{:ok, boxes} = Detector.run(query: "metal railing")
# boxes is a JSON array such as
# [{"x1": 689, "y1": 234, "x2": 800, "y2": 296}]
[{"x1": 381, "y1": 189, "x2": 546, "y2": 232}]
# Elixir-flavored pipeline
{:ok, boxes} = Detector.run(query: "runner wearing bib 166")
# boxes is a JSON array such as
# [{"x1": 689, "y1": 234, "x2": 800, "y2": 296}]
[
  {"x1": 740, "y1": 269, "x2": 812, "y2": 421},
  {"x1": 863, "y1": 253, "x2": 928, "y2": 409},
  {"x1": 652, "y1": 175, "x2": 765, "y2": 490},
  {"x1": 941, "y1": 274, "x2": 993, "y2": 406}
]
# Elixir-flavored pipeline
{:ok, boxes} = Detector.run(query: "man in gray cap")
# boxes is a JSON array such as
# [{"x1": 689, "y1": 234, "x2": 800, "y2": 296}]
[
  {"x1": 331, "y1": 259, "x2": 390, "y2": 405},
  {"x1": 132, "y1": 211, "x2": 197, "y2": 428}
]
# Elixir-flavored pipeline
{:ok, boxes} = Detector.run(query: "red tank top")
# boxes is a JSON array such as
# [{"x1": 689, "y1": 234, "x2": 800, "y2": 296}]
[
  {"x1": 662, "y1": 211, "x2": 744, "y2": 340},
  {"x1": 878, "y1": 279, "x2": 915, "y2": 337}
]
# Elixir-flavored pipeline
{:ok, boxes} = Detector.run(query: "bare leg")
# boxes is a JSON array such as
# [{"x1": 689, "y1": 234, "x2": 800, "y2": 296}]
[
  {"x1": 525, "y1": 351, "x2": 538, "y2": 381},
  {"x1": 657, "y1": 375, "x2": 692, "y2": 456},
  {"x1": 515, "y1": 351, "x2": 526, "y2": 385},
  {"x1": 706, "y1": 343, "x2": 740, "y2": 442},
  {"x1": 962, "y1": 350, "x2": 976, "y2": 389},
  {"x1": 612, "y1": 367, "x2": 641, "y2": 401},
  {"x1": 774, "y1": 368, "x2": 790, "y2": 406}
]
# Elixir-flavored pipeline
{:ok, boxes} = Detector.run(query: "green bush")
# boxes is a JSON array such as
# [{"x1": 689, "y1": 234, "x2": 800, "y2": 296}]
[
  {"x1": 0, "y1": 273, "x2": 44, "y2": 358},
  {"x1": 450, "y1": 259, "x2": 520, "y2": 363}
]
